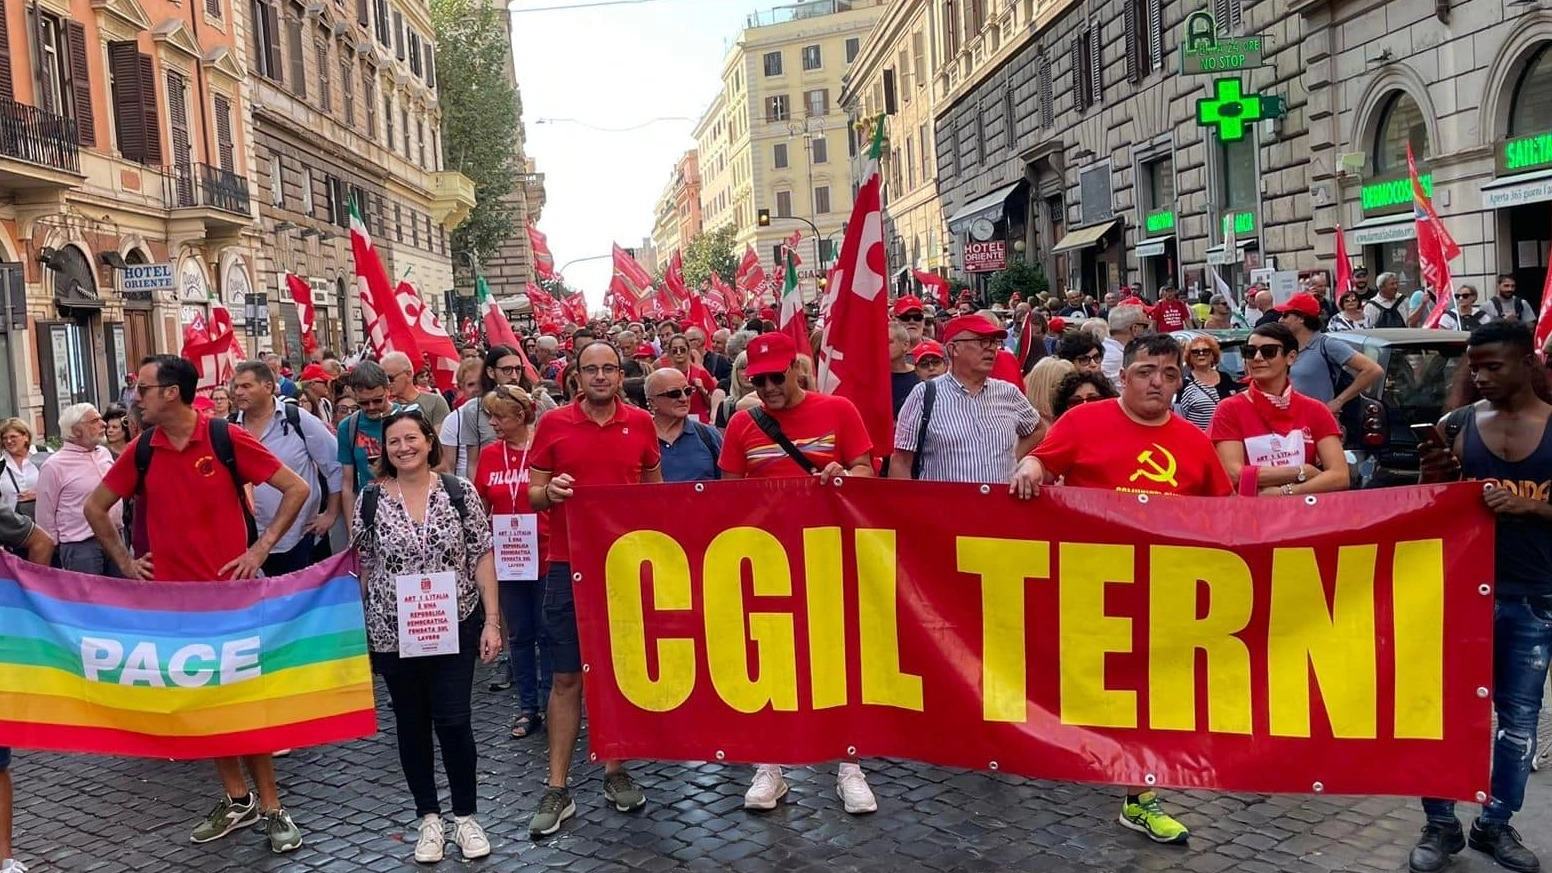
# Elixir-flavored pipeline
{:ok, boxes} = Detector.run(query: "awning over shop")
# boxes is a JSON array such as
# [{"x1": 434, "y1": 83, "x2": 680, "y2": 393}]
[
  {"x1": 1050, "y1": 219, "x2": 1119, "y2": 253},
  {"x1": 1480, "y1": 167, "x2": 1552, "y2": 210},
  {"x1": 945, "y1": 180, "x2": 1028, "y2": 232},
  {"x1": 1346, "y1": 213, "x2": 1416, "y2": 246}
]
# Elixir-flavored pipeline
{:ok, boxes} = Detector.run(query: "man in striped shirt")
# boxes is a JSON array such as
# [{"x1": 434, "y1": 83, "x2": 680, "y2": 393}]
[{"x1": 888, "y1": 314, "x2": 1045, "y2": 482}]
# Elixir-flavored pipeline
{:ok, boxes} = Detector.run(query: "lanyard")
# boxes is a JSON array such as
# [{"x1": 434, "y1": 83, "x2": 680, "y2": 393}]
[
  {"x1": 397, "y1": 481, "x2": 435, "y2": 554},
  {"x1": 501, "y1": 439, "x2": 531, "y2": 507}
]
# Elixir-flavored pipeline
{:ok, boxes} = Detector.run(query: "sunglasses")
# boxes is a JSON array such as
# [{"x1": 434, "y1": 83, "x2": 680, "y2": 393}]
[
  {"x1": 1454, "y1": 293, "x2": 1474, "y2": 300},
  {"x1": 135, "y1": 383, "x2": 173, "y2": 397},
  {"x1": 751, "y1": 372, "x2": 788, "y2": 388},
  {"x1": 897, "y1": 313, "x2": 925, "y2": 323},
  {"x1": 1189, "y1": 348, "x2": 1215, "y2": 356},
  {"x1": 1067, "y1": 394, "x2": 1107, "y2": 407},
  {"x1": 1243, "y1": 345, "x2": 1286, "y2": 360},
  {"x1": 653, "y1": 387, "x2": 693, "y2": 400},
  {"x1": 383, "y1": 403, "x2": 426, "y2": 426}
]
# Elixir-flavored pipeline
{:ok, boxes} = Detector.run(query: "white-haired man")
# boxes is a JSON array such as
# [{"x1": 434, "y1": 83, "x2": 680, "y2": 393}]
[
  {"x1": 380, "y1": 350, "x2": 451, "y2": 429},
  {"x1": 1103, "y1": 306, "x2": 1149, "y2": 390},
  {"x1": 35, "y1": 403, "x2": 112, "y2": 573}
]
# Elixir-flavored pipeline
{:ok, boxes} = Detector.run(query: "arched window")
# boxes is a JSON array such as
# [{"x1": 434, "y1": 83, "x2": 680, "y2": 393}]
[
  {"x1": 1511, "y1": 44, "x2": 1552, "y2": 136},
  {"x1": 1373, "y1": 92, "x2": 1427, "y2": 174}
]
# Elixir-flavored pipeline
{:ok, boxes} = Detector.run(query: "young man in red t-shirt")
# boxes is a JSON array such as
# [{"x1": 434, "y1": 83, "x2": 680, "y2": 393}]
[
  {"x1": 83, "y1": 355, "x2": 312, "y2": 853},
  {"x1": 1150, "y1": 283, "x2": 1196, "y2": 334},
  {"x1": 1010, "y1": 333, "x2": 1228, "y2": 846},
  {"x1": 716, "y1": 332, "x2": 878, "y2": 814}
]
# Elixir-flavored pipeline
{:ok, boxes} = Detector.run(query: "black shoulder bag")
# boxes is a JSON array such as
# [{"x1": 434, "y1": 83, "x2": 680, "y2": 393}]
[{"x1": 748, "y1": 408, "x2": 819, "y2": 475}]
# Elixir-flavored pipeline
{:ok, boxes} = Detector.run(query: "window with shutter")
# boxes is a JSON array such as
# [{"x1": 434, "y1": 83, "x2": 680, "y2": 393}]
[
  {"x1": 286, "y1": 6, "x2": 305, "y2": 98},
  {"x1": 364, "y1": 70, "x2": 376, "y2": 137},
  {"x1": 1071, "y1": 37, "x2": 1088, "y2": 111},
  {"x1": 1038, "y1": 50, "x2": 1052, "y2": 127},
  {"x1": 1124, "y1": 0, "x2": 1139, "y2": 83},
  {"x1": 214, "y1": 94, "x2": 235, "y2": 172},
  {"x1": 393, "y1": 11, "x2": 403, "y2": 60},
  {"x1": 65, "y1": 21, "x2": 94, "y2": 145},
  {"x1": 206, "y1": 0, "x2": 221, "y2": 18},
  {"x1": 424, "y1": 45, "x2": 434, "y2": 85},
  {"x1": 0, "y1": 0, "x2": 13, "y2": 101},
  {"x1": 341, "y1": 58, "x2": 354, "y2": 125},
  {"x1": 138, "y1": 53, "x2": 161, "y2": 163},
  {"x1": 356, "y1": 0, "x2": 366, "y2": 25},
  {"x1": 1004, "y1": 83, "x2": 1016, "y2": 149},
  {"x1": 1088, "y1": 24, "x2": 1102, "y2": 105},
  {"x1": 166, "y1": 70, "x2": 191, "y2": 204},
  {"x1": 108, "y1": 41, "x2": 146, "y2": 161},
  {"x1": 317, "y1": 41, "x2": 330, "y2": 112},
  {"x1": 1147, "y1": 0, "x2": 1163, "y2": 71},
  {"x1": 1214, "y1": 0, "x2": 1232, "y2": 33}
]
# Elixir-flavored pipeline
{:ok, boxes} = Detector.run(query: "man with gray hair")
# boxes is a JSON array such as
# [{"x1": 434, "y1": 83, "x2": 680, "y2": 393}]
[
  {"x1": 380, "y1": 350, "x2": 450, "y2": 429},
  {"x1": 35, "y1": 402, "x2": 109, "y2": 572},
  {"x1": 1103, "y1": 305, "x2": 1149, "y2": 390}
]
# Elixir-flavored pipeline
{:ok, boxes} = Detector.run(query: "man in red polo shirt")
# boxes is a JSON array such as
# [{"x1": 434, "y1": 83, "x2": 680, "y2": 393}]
[
  {"x1": 1009, "y1": 332, "x2": 1228, "y2": 847},
  {"x1": 83, "y1": 354, "x2": 311, "y2": 854},
  {"x1": 716, "y1": 332, "x2": 876, "y2": 815},
  {"x1": 525, "y1": 342, "x2": 662, "y2": 838}
]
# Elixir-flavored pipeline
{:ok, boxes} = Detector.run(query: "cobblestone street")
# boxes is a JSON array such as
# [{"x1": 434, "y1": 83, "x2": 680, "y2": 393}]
[{"x1": 12, "y1": 660, "x2": 1549, "y2": 872}]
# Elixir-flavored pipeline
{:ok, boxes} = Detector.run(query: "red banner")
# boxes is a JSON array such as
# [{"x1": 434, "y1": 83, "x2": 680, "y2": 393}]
[{"x1": 568, "y1": 479, "x2": 1494, "y2": 800}]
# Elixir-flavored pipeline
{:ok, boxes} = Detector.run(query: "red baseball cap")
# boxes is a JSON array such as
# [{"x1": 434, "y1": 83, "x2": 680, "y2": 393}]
[
  {"x1": 942, "y1": 314, "x2": 1008, "y2": 342},
  {"x1": 892, "y1": 295, "x2": 924, "y2": 316},
  {"x1": 632, "y1": 346, "x2": 655, "y2": 358},
  {"x1": 744, "y1": 332, "x2": 798, "y2": 377},
  {"x1": 1048, "y1": 316, "x2": 1067, "y2": 333},
  {"x1": 758, "y1": 306, "x2": 777, "y2": 321},
  {"x1": 300, "y1": 363, "x2": 333, "y2": 383},
  {"x1": 1275, "y1": 293, "x2": 1322, "y2": 317},
  {"x1": 910, "y1": 340, "x2": 945, "y2": 361}
]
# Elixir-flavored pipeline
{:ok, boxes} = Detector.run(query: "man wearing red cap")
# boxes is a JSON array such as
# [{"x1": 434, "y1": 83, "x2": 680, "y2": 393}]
[
  {"x1": 1278, "y1": 293, "x2": 1383, "y2": 415},
  {"x1": 892, "y1": 295, "x2": 926, "y2": 345},
  {"x1": 890, "y1": 315, "x2": 1042, "y2": 482},
  {"x1": 717, "y1": 332, "x2": 877, "y2": 814}
]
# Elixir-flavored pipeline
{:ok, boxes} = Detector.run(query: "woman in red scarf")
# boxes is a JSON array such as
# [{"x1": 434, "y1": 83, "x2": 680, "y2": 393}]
[{"x1": 1207, "y1": 324, "x2": 1349, "y2": 496}]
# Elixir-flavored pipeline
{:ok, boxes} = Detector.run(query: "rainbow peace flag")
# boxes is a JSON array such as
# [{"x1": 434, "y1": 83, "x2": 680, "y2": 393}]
[{"x1": 0, "y1": 551, "x2": 377, "y2": 758}]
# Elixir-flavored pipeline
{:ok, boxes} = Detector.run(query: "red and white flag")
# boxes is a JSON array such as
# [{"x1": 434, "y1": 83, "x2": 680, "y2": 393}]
[
  {"x1": 687, "y1": 290, "x2": 717, "y2": 338},
  {"x1": 351, "y1": 199, "x2": 422, "y2": 363},
  {"x1": 816, "y1": 116, "x2": 893, "y2": 463},
  {"x1": 394, "y1": 280, "x2": 460, "y2": 391},
  {"x1": 526, "y1": 283, "x2": 564, "y2": 334},
  {"x1": 609, "y1": 244, "x2": 653, "y2": 318},
  {"x1": 1409, "y1": 144, "x2": 1461, "y2": 329},
  {"x1": 663, "y1": 250, "x2": 692, "y2": 309},
  {"x1": 734, "y1": 245, "x2": 767, "y2": 307},
  {"x1": 913, "y1": 270, "x2": 951, "y2": 311},
  {"x1": 181, "y1": 304, "x2": 245, "y2": 397},
  {"x1": 562, "y1": 292, "x2": 589, "y2": 326},
  {"x1": 529, "y1": 224, "x2": 556, "y2": 281},
  {"x1": 285, "y1": 273, "x2": 319, "y2": 357}
]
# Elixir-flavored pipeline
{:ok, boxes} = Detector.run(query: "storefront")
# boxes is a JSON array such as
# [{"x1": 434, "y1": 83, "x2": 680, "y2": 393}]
[
  {"x1": 38, "y1": 244, "x2": 103, "y2": 437},
  {"x1": 1204, "y1": 128, "x2": 1262, "y2": 294},
  {"x1": 1480, "y1": 44, "x2": 1552, "y2": 308},
  {"x1": 1350, "y1": 91, "x2": 1428, "y2": 297},
  {"x1": 1133, "y1": 148, "x2": 1178, "y2": 297}
]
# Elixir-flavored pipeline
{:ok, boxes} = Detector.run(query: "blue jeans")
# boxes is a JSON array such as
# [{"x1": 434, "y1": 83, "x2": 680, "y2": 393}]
[
  {"x1": 1423, "y1": 599, "x2": 1552, "y2": 826},
  {"x1": 500, "y1": 579, "x2": 552, "y2": 714}
]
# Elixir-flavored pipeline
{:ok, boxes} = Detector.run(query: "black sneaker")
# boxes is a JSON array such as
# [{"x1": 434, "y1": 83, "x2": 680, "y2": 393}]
[
  {"x1": 1469, "y1": 819, "x2": 1541, "y2": 873},
  {"x1": 1409, "y1": 821, "x2": 1465, "y2": 873}
]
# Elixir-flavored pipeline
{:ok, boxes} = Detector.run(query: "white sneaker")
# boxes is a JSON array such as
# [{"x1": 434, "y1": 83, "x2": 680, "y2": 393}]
[
  {"x1": 1, "y1": 859, "x2": 29, "y2": 873},
  {"x1": 744, "y1": 764, "x2": 789, "y2": 810},
  {"x1": 413, "y1": 814, "x2": 445, "y2": 863},
  {"x1": 453, "y1": 815, "x2": 491, "y2": 860},
  {"x1": 836, "y1": 762, "x2": 878, "y2": 814}
]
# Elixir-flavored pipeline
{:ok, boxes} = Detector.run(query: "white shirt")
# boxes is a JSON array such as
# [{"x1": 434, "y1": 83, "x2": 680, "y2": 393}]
[
  {"x1": 0, "y1": 452, "x2": 39, "y2": 511},
  {"x1": 1101, "y1": 337, "x2": 1125, "y2": 391}
]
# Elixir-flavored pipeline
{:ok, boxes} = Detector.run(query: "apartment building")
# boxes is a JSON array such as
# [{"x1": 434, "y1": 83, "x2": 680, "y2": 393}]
[{"x1": 650, "y1": 149, "x2": 703, "y2": 263}]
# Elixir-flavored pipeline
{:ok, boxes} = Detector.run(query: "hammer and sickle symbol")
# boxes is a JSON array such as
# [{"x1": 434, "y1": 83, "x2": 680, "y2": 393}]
[{"x1": 1129, "y1": 443, "x2": 1179, "y2": 488}]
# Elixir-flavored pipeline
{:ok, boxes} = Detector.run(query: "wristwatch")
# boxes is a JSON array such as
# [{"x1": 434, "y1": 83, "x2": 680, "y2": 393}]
[{"x1": 1295, "y1": 466, "x2": 1309, "y2": 484}]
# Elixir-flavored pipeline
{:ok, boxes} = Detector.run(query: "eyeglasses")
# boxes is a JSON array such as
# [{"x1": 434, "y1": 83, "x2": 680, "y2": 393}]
[
  {"x1": 653, "y1": 387, "x2": 694, "y2": 400},
  {"x1": 494, "y1": 365, "x2": 523, "y2": 376},
  {"x1": 1454, "y1": 293, "x2": 1475, "y2": 300},
  {"x1": 915, "y1": 357, "x2": 944, "y2": 367},
  {"x1": 335, "y1": 404, "x2": 361, "y2": 415},
  {"x1": 897, "y1": 313, "x2": 925, "y2": 323},
  {"x1": 1067, "y1": 394, "x2": 1107, "y2": 407},
  {"x1": 135, "y1": 383, "x2": 173, "y2": 397},
  {"x1": 751, "y1": 372, "x2": 788, "y2": 388},
  {"x1": 1243, "y1": 345, "x2": 1287, "y2": 360},
  {"x1": 949, "y1": 337, "x2": 1002, "y2": 350},
  {"x1": 1074, "y1": 352, "x2": 1103, "y2": 365},
  {"x1": 579, "y1": 364, "x2": 621, "y2": 377}
]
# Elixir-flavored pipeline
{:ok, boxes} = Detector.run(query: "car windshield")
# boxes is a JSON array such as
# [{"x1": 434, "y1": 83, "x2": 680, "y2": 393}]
[{"x1": 1382, "y1": 346, "x2": 1466, "y2": 426}]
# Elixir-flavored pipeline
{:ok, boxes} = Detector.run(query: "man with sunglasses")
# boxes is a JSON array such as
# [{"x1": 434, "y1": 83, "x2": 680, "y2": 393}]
[
  {"x1": 381, "y1": 351, "x2": 451, "y2": 430},
  {"x1": 893, "y1": 295, "x2": 927, "y2": 345},
  {"x1": 717, "y1": 332, "x2": 878, "y2": 814},
  {"x1": 336, "y1": 361, "x2": 400, "y2": 529},
  {"x1": 526, "y1": 342, "x2": 662, "y2": 838},
  {"x1": 648, "y1": 368, "x2": 722, "y2": 482}
]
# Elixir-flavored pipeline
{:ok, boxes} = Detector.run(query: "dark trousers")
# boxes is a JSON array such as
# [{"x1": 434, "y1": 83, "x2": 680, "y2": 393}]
[
  {"x1": 57, "y1": 539, "x2": 117, "y2": 576},
  {"x1": 500, "y1": 579, "x2": 552, "y2": 714},
  {"x1": 1423, "y1": 599, "x2": 1552, "y2": 826},
  {"x1": 261, "y1": 535, "x2": 316, "y2": 577},
  {"x1": 371, "y1": 613, "x2": 482, "y2": 817}
]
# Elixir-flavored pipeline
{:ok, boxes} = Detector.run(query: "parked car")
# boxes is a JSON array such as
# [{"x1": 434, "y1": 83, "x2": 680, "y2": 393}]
[
  {"x1": 1169, "y1": 329, "x2": 1252, "y2": 380},
  {"x1": 1321, "y1": 329, "x2": 1469, "y2": 488}
]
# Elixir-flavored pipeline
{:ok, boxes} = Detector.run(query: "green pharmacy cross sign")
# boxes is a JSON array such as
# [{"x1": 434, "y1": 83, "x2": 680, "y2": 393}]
[{"x1": 1197, "y1": 78, "x2": 1265, "y2": 142}]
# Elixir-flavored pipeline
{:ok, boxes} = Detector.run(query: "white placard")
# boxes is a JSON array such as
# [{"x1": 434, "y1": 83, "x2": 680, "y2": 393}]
[
  {"x1": 493, "y1": 513, "x2": 539, "y2": 581},
  {"x1": 1244, "y1": 431, "x2": 1305, "y2": 469},
  {"x1": 396, "y1": 571, "x2": 460, "y2": 657}
]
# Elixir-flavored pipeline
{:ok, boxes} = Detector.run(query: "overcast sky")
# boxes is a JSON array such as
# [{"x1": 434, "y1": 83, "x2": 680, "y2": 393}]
[{"x1": 510, "y1": 0, "x2": 756, "y2": 307}]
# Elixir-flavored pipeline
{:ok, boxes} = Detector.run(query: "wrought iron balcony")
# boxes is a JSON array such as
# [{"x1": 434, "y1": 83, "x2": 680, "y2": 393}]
[
  {"x1": 0, "y1": 99, "x2": 80, "y2": 174},
  {"x1": 165, "y1": 162, "x2": 251, "y2": 216}
]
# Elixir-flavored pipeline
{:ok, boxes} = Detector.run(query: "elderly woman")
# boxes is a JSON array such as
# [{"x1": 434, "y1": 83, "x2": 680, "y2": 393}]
[
  {"x1": 36, "y1": 403, "x2": 118, "y2": 573},
  {"x1": 1174, "y1": 335, "x2": 1242, "y2": 430},
  {"x1": 1328, "y1": 291, "x2": 1369, "y2": 332},
  {"x1": 1023, "y1": 357, "x2": 1075, "y2": 423},
  {"x1": 662, "y1": 333, "x2": 721, "y2": 423},
  {"x1": 352, "y1": 409, "x2": 501, "y2": 863},
  {"x1": 0, "y1": 419, "x2": 38, "y2": 516}
]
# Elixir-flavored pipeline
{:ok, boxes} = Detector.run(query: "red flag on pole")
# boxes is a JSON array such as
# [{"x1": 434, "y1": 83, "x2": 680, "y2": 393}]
[
  {"x1": 1409, "y1": 144, "x2": 1461, "y2": 329},
  {"x1": 526, "y1": 283, "x2": 564, "y2": 334},
  {"x1": 609, "y1": 244, "x2": 652, "y2": 318},
  {"x1": 664, "y1": 251, "x2": 692, "y2": 308},
  {"x1": 180, "y1": 305, "x2": 244, "y2": 397},
  {"x1": 709, "y1": 271, "x2": 741, "y2": 312},
  {"x1": 734, "y1": 245, "x2": 767, "y2": 305},
  {"x1": 913, "y1": 269, "x2": 952, "y2": 311},
  {"x1": 562, "y1": 292, "x2": 589, "y2": 326},
  {"x1": 529, "y1": 224, "x2": 556, "y2": 280},
  {"x1": 351, "y1": 199, "x2": 422, "y2": 363},
  {"x1": 1535, "y1": 262, "x2": 1552, "y2": 357},
  {"x1": 285, "y1": 273, "x2": 319, "y2": 357},
  {"x1": 687, "y1": 291, "x2": 717, "y2": 338},
  {"x1": 1333, "y1": 227, "x2": 1354, "y2": 296},
  {"x1": 394, "y1": 281, "x2": 460, "y2": 391}
]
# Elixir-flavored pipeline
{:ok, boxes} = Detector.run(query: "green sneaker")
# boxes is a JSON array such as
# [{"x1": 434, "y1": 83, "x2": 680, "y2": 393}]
[
  {"x1": 603, "y1": 770, "x2": 646, "y2": 812},
  {"x1": 529, "y1": 786, "x2": 576, "y2": 838},
  {"x1": 190, "y1": 792, "x2": 260, "y2": 844},
  {"x1": 263, "y1": 809, "x2": 303, "y2": 854},
  {"x1": 1120, "y1": 791, "x2": 1190, "y2": 844}
]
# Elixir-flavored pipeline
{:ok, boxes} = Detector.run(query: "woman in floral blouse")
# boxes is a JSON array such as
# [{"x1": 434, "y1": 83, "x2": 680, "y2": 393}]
[{"x1": 351, "y1": 408, "x2": 501, "y2": 864}]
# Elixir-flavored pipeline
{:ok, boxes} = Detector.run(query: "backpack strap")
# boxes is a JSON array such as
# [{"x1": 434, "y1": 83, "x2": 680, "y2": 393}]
[
  {"x1": 360, "y1": 481, "x2": 381, "y2": 531},
  {"x1": 438, "y1": 471, "x2": 470, "y2": 526},
  {"x1": 282, "y1": 400, "x2": 301, "y2": 437},
  {"x1": 207, "y1": 417, "x2": 259, "y2": 547},
  {"x1": 133, "y1": 428, "x2": 155, "y2": 488},
  {"x1": 689, "y1": 419, "x2": 719, "y2": 459},
  {"x1": 748, "y1": 408, "x2": 819, "y2": 475},
  {"x1": 910, "y1": 380, "x2": 938, "y2": 480}
]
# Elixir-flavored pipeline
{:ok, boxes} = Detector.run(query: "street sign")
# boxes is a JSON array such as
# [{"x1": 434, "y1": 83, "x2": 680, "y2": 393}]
[
  {"x1": 964, "y1": 241, "x2": 1008, "y2": 273},
  {"x1": 1179, "y1": 11, "x2": 1268, "y2": 75}
]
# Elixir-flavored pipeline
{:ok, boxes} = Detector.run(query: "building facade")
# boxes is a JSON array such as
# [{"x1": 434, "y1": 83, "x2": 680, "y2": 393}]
[
  {"x1": 650, "y1": 149, "x2": 703, "y2": 263},
  {"x1": 692, "y1": 0, "x2": 884, "y2": 297}
]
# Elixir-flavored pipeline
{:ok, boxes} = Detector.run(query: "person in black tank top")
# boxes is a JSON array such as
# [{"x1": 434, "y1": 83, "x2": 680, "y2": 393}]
[{"x1": 1412, "y1": 321, "x2": 1552, "y2": 873}]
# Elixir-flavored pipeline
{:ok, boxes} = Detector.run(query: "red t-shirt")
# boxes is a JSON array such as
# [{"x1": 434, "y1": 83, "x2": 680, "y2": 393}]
[
  {"x1": 1152, "y1": 298, "x2": 1193, "y2": 333},
  {"x1": 1207, "y1": 390, "x2": 1341, "y2": 468},
  {"x1": 474, "y1": 440, "x2": 550, "y2": 574},
  {"x1": 102, "y1": 416, "x2": 283, "y2": 582},
  {"x1": 528, "y1": 399, "x2": 661, "y2": 562},
  {"x1": 1032, "y1": 398, "x2": 1231, "y2": 495},
  {"x1": 719, "y1": 392, "x2": 873, "y2": 479},
  {"x1": 684, "y1": 364, "x2": 718, "y2": 423}
]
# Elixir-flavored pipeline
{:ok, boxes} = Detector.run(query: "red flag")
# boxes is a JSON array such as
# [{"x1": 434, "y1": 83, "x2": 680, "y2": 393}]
[
  {"x1": 734, "y1": 245, "x2": 767, "y2": 305},
  {"x1": 606, "y1": 290, "x2": 632, "y2": 322},
  {"x1": 664, "y1": 251, "x2": 692, "y2": 308},
  {"x1": 709, "y1": 271, "x2": 742, "y2": 312},
  {"x1": 181, "y1": 304, "x2": 244, "y2": 396},
  {"x1": 1333, "y1": 227, "x2": 1353, "y2": 296},
  {"x1": 526, "y1": 283, "x2": 564, "y2": 334},
  {"x1": 1409, "y1": 144, "x2": 1460, "y2": 329},
  {"x1": 914, "y1": 270, "x2": 952, "y2": 311},
  {"x1": 1535, "y1": 264, "x2": 1552, "y2": 357},
  {"x1": 351, "y1": 200, "x2": 422, "y2": 363},
  {"x1": 816, "y1": 116, "x2": 892, "y2": 463},
  {"x1": 394, "y1": 281, "x2": 459, "y2": 391},
  {"x1": 562, "y1": 292, "x2": 589, "y2": 326},
  {"x1": 529, "y1": 224, "x2": 556, "y2": 281},
  {"x1": 609, "y1": 244, "x2": 653, "y2": 317},
  {"x1": 285, "y1": 273, "x2": 319, "y2": 356},
  {"x1": 687, "y1": 291, "x2": 717, "y2": 338}
]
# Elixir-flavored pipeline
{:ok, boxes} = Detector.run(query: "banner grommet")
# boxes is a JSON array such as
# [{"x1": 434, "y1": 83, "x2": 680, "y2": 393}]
[
  {"x1": 988, "y1": 761, "x2": 999, "y2": 770},
  {"x1": 1137, "y1": 495, "x2": 1150, "y2": 504},
  {"x1": 715, "y1": 750, "x2": 726, "y2": 760},
  {"x1": 582, "y1": 663, "x2": 591, "y2": 673},
  {"x1": 1477, "y1": 791, "x2": 1488, "y2": 802},
  {"x1": 846, "y1": 745, "x2": 857, "y2": 756},
  {"x1": 1477, "y1": 686, "x2": 1490, "y2": 698},
  {"x1": 573, "y1": 572, "x2": 583, "y2": 582},
  {"x1": 979, "y1": 485, "x2": 991, "y2": 495},
  {"x1": 1304, "y1": 495, "x2": 1318, "y2": 506},
  {"x1": 1479, "y1": 584, "x2": 1492, "y2": 596},
  {"x1": 1143, "y1": 773, "x2": 1156, "y2": 785},
  {"x1": 1313, "y1": 781, "x2": 1325, "y2": 792},
  {"x1": 832, "y1": 477, "x2": 845, "y2": 487},
  {"x1": 695, "y1": 483, "x2": 705, "y2": 493}
]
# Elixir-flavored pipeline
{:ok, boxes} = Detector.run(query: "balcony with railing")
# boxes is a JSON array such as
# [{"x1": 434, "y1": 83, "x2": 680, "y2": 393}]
[
  {"x1": 0, "y1": 99, "x2": 83, "y2": 188},
  {"x1": 165, "y1": 161, "x2": 251, "y2": 215}
]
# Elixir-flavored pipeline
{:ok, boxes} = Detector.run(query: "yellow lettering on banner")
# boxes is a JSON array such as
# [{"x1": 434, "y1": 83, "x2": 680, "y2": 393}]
[
  {"x1": 957, "y1": 537, "x2": 1049, "y2": 723},
  {"x1": 856, "y1": 528, "x2": 924, "y2": 711},
  {"x1": 704, "y1": 528, "x2": 798, "y2": 714},
  {"x1": 803, "y1": 527, "x2": 848, "y2": 710},
  {"x1": 1267, "y1": 545, "x2": 1378, "y2": 739},
  {"x1": 1148, "y1": 546, "x2": 1254, "y2": 733},
  {"x1": 1392, "y1": 539, "x2": 1445, "y2": 740},
  {"x1": 1059, "y1": 542, "x2": 1136, "y2": 728},
  {"x1": 604, "y1": 531, "x2": 695, "y2": 712}
]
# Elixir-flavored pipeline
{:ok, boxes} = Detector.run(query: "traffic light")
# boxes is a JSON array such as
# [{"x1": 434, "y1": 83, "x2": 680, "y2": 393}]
[
  {"x1": 624, "y1": 247, "x2": 637, "y2": 259},
  {"x1": 757, "y1": 208, "x2": 771, "y2": 227}
]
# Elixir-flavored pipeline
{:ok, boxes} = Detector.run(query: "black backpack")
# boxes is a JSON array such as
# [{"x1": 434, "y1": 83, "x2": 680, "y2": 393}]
[
  {"x1": 134, "y1": 417, "x2": 257, "y2": 546},
  {"x1": 1370, "y1": 298, "x2": 1407, "y2": 329},
  {"x1": 359, "y1": 471, "x2": 473, "y2": 533}
]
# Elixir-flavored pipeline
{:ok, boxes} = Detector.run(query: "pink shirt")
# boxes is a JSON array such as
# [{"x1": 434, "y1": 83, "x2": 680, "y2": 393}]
[{"x1": 36, "y1": 442, "x2": 120, "y2": 544}]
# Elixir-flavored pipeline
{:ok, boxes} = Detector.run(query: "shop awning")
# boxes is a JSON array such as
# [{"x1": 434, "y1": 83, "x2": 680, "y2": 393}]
[
  {"x1": 1346, "y1": 213, "x2": 1416, "y2": 246},
  {"x1": 1480, "y1": 167, "x2": 1552, "y2": 210},
  {"x1": 946, "y1": 180, "x2": 1027, "y2": 232},
  {"x1": 1050, "y1": 219, "x2": 1119, "y2": 253}
]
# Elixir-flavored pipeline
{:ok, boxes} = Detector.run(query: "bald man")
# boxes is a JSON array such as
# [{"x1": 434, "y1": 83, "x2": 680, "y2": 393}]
[{"x1": 647, "y1": 368, "x2": 721, "y2": 483}]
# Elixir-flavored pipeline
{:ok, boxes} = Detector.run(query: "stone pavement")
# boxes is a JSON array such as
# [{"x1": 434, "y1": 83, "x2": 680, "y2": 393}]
[{"x1": 11, "y1": 658, "x2": 1551, "y2": 873}]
